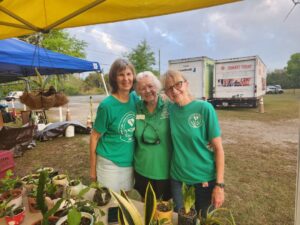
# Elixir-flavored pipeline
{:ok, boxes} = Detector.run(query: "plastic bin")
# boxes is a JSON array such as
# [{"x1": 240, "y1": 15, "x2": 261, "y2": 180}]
[{"x1": 0, "y1": 150, "x2": 15, "y2": 179}]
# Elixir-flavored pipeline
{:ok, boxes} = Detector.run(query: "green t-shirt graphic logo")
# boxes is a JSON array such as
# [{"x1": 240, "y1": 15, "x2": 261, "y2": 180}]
[
  {"x1": 188, "y1": 113, "x2": 203, "y2": 128},
  {"x1": 119, "y1": 112, "x2": 136, "y2": 142}
]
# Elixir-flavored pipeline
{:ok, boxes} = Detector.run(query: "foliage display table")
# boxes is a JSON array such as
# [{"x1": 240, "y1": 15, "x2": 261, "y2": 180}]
[{"x1": 0, "y1": 194, "x2": 178, "y2": 225}]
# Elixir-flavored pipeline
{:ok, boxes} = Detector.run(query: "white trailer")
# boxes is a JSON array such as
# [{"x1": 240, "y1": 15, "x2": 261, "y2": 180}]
[
  {"x1": 168, "y1": 57, "x2": 215, "y2": 99},
  {"x1": 213, "y1": 56, "x2": 266, "y2": 107}
]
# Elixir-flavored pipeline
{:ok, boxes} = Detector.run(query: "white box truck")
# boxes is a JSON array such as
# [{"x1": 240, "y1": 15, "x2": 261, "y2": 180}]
[
  {"x1": 168, "y1": 57, "x2": 215, "y2": 99},
  {"x1": 212, "y1": 56, "x2": 266, "y2": 107}
]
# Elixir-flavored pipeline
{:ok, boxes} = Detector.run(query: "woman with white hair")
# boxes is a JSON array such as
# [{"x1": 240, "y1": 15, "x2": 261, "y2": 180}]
[{"x1": 134, "y1": 71, "x2": 172, "y2": 200}]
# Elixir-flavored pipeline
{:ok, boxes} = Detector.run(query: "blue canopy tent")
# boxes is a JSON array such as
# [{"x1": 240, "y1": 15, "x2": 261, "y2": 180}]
[{"x1": 0, "y1": 38, "x2": 103, "y2": 84}]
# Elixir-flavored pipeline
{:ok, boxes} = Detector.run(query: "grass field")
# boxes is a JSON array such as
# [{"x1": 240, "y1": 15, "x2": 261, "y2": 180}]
[{"x1": 12, "y1": 90, "x2": 299, "y2": 225}]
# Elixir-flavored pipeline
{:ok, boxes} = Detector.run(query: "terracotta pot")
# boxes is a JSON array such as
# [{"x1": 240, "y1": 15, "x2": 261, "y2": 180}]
[
  {"x1": 178, "y1": 208, "x2": 197, "y2": 225},
  {"x1": 155, "y1": 202, "x2": 173, "y2": 224},
  {"x1": 5, "y1": 206, "x2": 25, "y2": 225}
]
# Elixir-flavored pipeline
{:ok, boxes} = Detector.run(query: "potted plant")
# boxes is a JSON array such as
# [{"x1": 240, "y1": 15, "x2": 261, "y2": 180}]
[
  {"x1": 111, "y1": 182, "x2": 157, "y2": 225},
  {"x1": 0, "y1": 171, "x2": 23, "y2": 210},
  {"x1": 32, "y1": 171, "x2": 63, "y2": 225},
  {"x1": 199, "y1": 205, "x2": 236, "y2": 225},
  {"x1": 155, "y1": 199, "x2": 174, "y2": 224},
  {"x1": 52, "y1": 174, "x2": 68, "y2": 187},
  {"x1": 21, "y1": 173, "x2": 40, "y2": 192},
  {"x1": 178, "y1": 183, "x2": 197, "y2": 225},
  {"x1": 0, "y1": 170, "x2": 23, "y2": 196},
  {"x1": 90, "y1": 182, "x2": 111, "y2": 207},
  {"x1": 4, "y1": 206, "x2": 26, "y2": 225},
  {"x1": 68, "y1": 179, "x2": 84, "y2": 197},
  {"x1": 35, "y1": 167, "x2": 58, "y2": 178},
  {"x1": 55, "y1": 207, "x2": 95, "y2": 225},
  {"x1": 45, "y1": 183, "x2": 64, "y2": 200}
]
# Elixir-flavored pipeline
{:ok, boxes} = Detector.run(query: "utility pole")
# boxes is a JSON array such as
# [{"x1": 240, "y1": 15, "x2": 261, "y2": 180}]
[{"x1": 158, "y1": 49, "x2": 161, "y2": 76}]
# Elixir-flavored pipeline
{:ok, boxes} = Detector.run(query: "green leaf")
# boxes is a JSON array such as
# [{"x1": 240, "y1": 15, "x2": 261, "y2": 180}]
[
  {"x1": 110, "y1": 190, "x2": 143, "y2": 225},
  {"x1": 144, "y1": 183, "x2": 156, "y2": 225},
  {"x1": 67, "y1": 207, "x2": 81, "y2": 225}
]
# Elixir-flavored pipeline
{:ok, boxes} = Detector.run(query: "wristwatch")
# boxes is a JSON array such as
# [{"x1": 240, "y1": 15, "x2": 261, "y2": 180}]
[{"x1": 215, "y1": 182, "x2": 225, "y2": 189}]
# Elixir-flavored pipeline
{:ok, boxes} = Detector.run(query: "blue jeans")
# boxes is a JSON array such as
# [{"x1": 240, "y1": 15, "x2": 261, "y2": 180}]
[{"x1": 171, "y1": 179, "x2": 215, "y2": 218}]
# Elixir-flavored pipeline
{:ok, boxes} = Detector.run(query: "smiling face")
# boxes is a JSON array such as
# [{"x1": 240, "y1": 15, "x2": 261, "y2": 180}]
[
  {"x1": 137, "y1": 76, "x2": 158, "y2": 103},
  {"x1": 163, "y1": 70, "x2": 191, "y2": 105},
  {"x1": 116, "y1": 66, "x2": 134, "y2": 93}
]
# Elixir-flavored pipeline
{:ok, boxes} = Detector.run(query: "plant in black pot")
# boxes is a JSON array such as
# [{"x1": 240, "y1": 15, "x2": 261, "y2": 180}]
[
  {"x1": 89, "y1": 182, "x2": 111, "y2": 207},
  {"x1": 178, "y1": 183, "x2": 197, "y2": 225}
]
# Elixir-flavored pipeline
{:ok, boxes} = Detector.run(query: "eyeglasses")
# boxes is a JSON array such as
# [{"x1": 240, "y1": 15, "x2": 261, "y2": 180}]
[
  {"x1": 165, "y1": 80, "x2": 185, "y2": 93},
  {"x1": 142, "y1": 122, "x2": 160, "y2": 145}
]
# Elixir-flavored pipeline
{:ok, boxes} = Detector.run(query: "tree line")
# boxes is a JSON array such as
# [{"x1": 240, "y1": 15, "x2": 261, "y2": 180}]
[
  {"x1": 267, "y1": 53, "x2": 300, "y2": 89},
  {"x1": 1, "y1": 30, "x2": 299, "y2": 97}
]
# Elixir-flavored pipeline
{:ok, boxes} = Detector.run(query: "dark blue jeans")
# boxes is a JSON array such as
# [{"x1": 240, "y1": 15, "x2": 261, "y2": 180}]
[{"x1": 171, "y1": 179, "x2": 215, "y2": 218}]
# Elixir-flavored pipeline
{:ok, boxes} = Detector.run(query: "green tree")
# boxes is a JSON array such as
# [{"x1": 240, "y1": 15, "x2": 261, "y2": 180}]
[
  {"x1": 20, "y1": 30, "x2": 87, "y2": 58},
  {"x1": 125, "y1": 40, "x2": 156, "y2": 74},
  {"x1": 287, "y1": 53, "x2": 300, "y2": 89}
]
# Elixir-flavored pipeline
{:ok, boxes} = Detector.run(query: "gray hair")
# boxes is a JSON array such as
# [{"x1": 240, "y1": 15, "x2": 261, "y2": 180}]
[{"x1": 135, "y1": 71, "x2": 162, "y2": 92}]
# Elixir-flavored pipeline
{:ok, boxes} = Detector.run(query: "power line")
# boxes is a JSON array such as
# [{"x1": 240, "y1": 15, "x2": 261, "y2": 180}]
[{"x1": 284, "y1": 0, "x2": 300, "y2": 21}]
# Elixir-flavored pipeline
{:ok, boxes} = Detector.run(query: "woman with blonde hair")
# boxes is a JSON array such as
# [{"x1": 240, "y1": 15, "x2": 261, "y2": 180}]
[{"x1": 161, "y1": 69, "x2": 225, "y2": 217}]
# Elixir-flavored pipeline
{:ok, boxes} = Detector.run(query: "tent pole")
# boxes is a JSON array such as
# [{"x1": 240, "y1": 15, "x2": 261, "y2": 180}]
[
  {"x1": 99, "y1": 72, "x2": 109, "y2": 96},
  {"x1": 295, "y1": 133, "x2": 300, "y2": 225},
  {"x1": 59, "y1": 107, "x2": 63, "y2": 122}
]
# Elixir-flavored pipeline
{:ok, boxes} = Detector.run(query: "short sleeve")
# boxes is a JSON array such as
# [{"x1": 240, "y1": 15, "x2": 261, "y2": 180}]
[{"x1": 93, "y1": 103, "x2": 109, "y2": 134}]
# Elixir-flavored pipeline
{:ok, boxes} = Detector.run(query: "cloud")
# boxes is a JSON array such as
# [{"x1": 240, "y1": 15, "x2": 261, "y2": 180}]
[{"x1": 67, "y1": 0, "x2": 300, "y2": 72}]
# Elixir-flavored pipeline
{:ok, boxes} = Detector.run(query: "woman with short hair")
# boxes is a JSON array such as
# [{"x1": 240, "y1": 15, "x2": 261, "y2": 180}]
[{"x1": 134, "y1": 71, "x2": 172, "y2": 200}]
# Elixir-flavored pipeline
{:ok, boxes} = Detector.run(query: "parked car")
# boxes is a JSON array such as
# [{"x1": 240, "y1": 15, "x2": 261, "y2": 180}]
[
  {"x1": 266, "y1": 85, "x2": 284, "y2": 94},
  {"x1": 5, "y1": 91, "x2": 24, "y2": 101}
]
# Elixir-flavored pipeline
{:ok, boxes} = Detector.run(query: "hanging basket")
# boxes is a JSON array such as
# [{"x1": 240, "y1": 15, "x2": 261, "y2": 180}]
[{"x1": 20, "y1": 89, "x2": 69, "y2": 110}]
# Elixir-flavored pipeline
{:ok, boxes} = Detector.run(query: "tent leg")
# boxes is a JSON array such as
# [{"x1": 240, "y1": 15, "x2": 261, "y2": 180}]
[
  {"x1": 59, "y1": 106, "x2": 63, "y2": 122},
  {"x1": 99, "y1": 72, "x2": 109, "y2": 96}
]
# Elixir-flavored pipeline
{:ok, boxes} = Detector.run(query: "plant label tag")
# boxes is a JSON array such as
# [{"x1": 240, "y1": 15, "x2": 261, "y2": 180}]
[{"x1": 136, "y1": 114, "x2": 145, "y2": 120}]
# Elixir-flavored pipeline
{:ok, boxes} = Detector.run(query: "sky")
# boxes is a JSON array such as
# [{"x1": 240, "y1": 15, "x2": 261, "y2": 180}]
[{"x1": 66, "y1": 0, "x2": 300, "y2": 74}]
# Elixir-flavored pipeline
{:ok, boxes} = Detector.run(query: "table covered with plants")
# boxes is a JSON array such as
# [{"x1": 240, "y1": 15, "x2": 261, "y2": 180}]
[{"x1": 0, "y1": 168, "x2": 179, "y2": 225}]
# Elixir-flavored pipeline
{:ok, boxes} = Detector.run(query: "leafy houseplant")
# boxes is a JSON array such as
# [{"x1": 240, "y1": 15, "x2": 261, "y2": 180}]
[
  {"x1": 155, "y1": 199, "x2": 174, "y2": 224},
  {"x1": 199, "y1": 206, "x2": 236, "y2": 225},
  {"x1": 0, "y1": 170, "x2": 23, "y2": 194},
  {"x1": 88, "y1": 182, "x2": 111, "y2": 207},
  {"x1": 4, "y1": 206, "x2": 26, "y2": 225},
  {"x1": 111, "y1": 182, "x2": 157, "y2": 225},
  {"x1": 178, "y1": 183, "x2": 197, "y2": 225}
]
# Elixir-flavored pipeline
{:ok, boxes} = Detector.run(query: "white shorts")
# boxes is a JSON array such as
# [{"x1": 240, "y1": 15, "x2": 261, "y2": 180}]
[{"x1": 96, "y1": 155, "x2": 133, "y2": 192}]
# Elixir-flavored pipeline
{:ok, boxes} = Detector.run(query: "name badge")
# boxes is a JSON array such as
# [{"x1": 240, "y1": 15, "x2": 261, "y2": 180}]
[{"x1": 136, "y1": 114, "x2": 145, "y2": 120}]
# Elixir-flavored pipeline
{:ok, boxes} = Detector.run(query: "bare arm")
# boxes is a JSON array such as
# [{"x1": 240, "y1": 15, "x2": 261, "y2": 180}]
[
  {"x1": 90, "y1": 129, "x2": 101, "y2": 181},
  {"x1": 211, "y1": 136, "x2": 225, "y2": 208}
]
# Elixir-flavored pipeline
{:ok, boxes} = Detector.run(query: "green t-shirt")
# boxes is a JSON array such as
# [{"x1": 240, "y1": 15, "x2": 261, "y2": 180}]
[
  {"x1": 93, "y1": 92, "x2": 137, "y2": 167},
  {"x1": 169, "y1": 100, "x2": 221, "y2": 184},
  {"x1": 134, "y1": 96, "x2": 172, "y2": 179}
]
